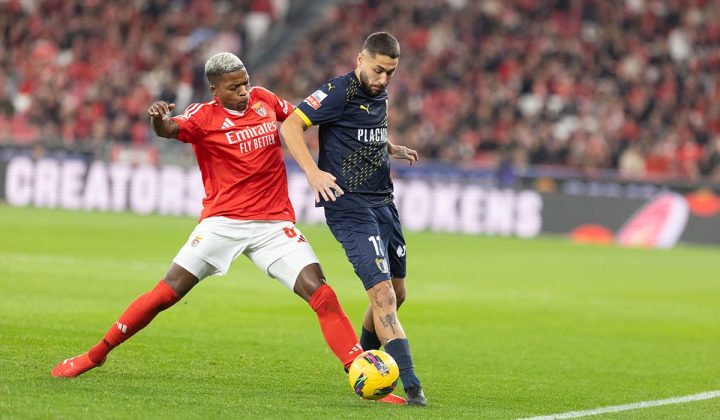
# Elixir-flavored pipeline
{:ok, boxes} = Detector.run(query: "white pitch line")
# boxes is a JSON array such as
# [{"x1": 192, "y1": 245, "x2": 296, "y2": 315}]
[{"x1": 519, "y1": 390, "x2": 720, "y2": 420}]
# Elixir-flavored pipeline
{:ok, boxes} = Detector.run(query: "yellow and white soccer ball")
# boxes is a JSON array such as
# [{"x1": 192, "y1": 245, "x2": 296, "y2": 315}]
[{"x1": 348, "y1": 350, "x2": 399, "y2": 400}]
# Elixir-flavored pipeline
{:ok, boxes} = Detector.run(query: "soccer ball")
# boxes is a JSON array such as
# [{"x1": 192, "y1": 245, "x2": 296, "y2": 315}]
[{"x1": 348, "y1": 350, "x2": 399, "y2": 400}]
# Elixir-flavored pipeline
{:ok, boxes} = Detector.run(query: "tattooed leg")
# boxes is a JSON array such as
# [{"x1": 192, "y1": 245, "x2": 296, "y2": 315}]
[
  {"x1": 362, "y1": 276, "x2": 406, "y2": 332},
  {"x1": 380, "y1": 313, "x2": 397, "y2": 335},
  {"x1": 367, "y1": 280, "x2": 406, "y2": 344}
]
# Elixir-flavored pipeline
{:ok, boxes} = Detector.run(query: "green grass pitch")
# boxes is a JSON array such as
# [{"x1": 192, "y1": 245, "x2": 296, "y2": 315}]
[{"x1": 1, "y1": 205, "x2": 718, "y2": 418}]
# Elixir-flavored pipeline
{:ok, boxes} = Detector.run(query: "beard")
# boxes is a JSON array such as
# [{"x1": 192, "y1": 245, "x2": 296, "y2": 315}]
[{"x1": 358, "y1": 69, "x2": 384, "y2": 97}]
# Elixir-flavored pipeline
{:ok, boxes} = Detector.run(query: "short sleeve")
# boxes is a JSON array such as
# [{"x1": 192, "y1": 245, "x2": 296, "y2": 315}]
[
  {"x1": 171, "y1": 103, "x2": 207, "y2": 143},
  {"x1": 253, "y1": 86, "x2": 293, "y2": 122},
  {"x1": 275, "y1": 96, "x2": 294, "y2": 121},
  {"x1": 294, "y1": 77, "x2": 346, "y2": 127}
]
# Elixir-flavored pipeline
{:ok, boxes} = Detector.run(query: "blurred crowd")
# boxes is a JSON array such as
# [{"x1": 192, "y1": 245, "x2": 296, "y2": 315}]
[
  {"x1": 2, "y1": 0, "x2": 720, "y2": 182},
  {"x1": 0, "y1": 0, "x2": 288, "y2": 148},
  {"x1": 262, "y1": 0, "x2": 720, "y2": 182}
]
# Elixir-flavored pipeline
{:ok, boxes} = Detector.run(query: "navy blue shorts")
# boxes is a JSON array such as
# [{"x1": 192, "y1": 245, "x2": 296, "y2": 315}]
[{"x1": 325, "y1": 203, "x2": 407, "y2": 290}]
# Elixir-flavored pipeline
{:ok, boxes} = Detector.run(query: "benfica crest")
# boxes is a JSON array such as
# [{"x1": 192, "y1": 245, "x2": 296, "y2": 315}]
[{"x1": 253, "y1": 103, "x2": 267, "y2": 117}]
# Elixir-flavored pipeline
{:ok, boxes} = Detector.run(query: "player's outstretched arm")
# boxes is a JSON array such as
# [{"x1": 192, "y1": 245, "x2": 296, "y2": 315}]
[
  {"x1": 280, "y1": 112, "x2": 344, "y2": 202},
  {"x1": 388, "y1": 142, "x2": 419, "y2": 165},
  {"x1": 148, "y1": 101, "x2": 179, "y2": 139}
]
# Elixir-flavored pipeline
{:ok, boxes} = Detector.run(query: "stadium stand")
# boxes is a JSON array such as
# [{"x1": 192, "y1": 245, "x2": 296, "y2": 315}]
[
  {"x1": 0, "y1": 0, "x2": 289, "y2": 147},
  {"x1": 2, "y1": 0, "x2": 720, "y2": 182}
]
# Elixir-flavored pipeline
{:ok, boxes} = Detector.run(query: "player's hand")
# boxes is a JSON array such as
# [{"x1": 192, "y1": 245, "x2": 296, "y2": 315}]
[
  {"x1": 388, "y1": 143, "x2": 418, "y2": 165},
  {"x1": 148, "y1": 101, "x2": 176, "y2": 120},
  {"x1": 307, "y1": 169, "x2": 344, "y2": 202}
]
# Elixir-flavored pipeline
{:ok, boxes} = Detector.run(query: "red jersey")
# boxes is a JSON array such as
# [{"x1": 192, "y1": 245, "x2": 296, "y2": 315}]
[{"x1": 172, "y1": 87, "x2": 295, "y2": 222}]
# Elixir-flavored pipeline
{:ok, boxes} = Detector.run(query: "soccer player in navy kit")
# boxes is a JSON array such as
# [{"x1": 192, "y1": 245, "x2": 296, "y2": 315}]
[{"x1": 281, "y1": 32, "x2": 427, "y2": 406}]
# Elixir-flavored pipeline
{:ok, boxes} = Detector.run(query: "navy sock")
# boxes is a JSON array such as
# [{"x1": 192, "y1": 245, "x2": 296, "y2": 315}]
[
  {"x1": 384, "y1": 338, "x2": 421, "y2": 389},
  {"x1": 360, "y1": 327, "x2": 381, "y2": 351}
]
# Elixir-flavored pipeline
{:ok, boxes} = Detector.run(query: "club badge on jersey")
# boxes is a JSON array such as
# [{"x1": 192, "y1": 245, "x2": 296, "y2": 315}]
[{"x1": 253, "y1": 103, "x2": 267, "y2": 117}]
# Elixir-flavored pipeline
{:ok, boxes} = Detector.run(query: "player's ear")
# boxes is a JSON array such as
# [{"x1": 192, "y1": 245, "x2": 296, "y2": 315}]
[
  {"x1": 209, "y1": 84, "x2": 217, "y2": 97},
  {"x1": 357, "y1": 52, "x2": 363, "y2": 67}
]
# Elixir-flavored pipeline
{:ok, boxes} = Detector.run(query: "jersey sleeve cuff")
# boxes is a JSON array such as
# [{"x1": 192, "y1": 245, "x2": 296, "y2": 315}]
[{"x1": 293, "y1": 108, "x2": 312, "y2": 127}]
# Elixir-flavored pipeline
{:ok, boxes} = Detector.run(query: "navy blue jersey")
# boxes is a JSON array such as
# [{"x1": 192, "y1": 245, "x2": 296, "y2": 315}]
[{"x1": 295, "y1": 71, "x2": 392, "y2": 209}]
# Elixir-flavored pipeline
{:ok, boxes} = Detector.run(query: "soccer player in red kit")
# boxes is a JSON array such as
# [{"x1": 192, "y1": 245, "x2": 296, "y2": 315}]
[{"x1": 51, "y1": 52, "x2": 364, "y2": 380}]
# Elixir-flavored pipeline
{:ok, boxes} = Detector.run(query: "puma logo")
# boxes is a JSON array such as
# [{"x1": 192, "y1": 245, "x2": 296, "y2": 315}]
[{"x1": 359, "y1": 104, "x2": 371, "y2": 114}]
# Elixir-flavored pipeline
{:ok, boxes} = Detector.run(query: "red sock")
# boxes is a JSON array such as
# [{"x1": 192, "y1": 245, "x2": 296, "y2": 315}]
[
  {"x1": 309, "y1": 284, "x2": 363, "y2": 369},
  {"x1": 88, "y1": 280, "x2": 181, "y2": 363}
]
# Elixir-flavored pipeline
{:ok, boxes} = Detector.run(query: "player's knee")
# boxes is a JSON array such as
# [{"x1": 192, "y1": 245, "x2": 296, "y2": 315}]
[
  {"x1": 369, "y1": 281, "x2": 397, "y2": 309},
  {"x1": 163, "y1": 264, "x2": 199, "y2": 297},
  {"x1": 395, "y1": 287, "x2": 407, "y2": 308},
  {"x1": 391, "y1": 277, "x2": 406, "y2": 308},
  {"x1": 293, "y1": 263, "x2": 326, "y2": 301}
]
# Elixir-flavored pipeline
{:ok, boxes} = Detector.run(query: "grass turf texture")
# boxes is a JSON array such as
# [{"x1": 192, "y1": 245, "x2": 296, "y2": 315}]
[{"x1": 1, "y1": 205, "x2": 718, "y2": 419}]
